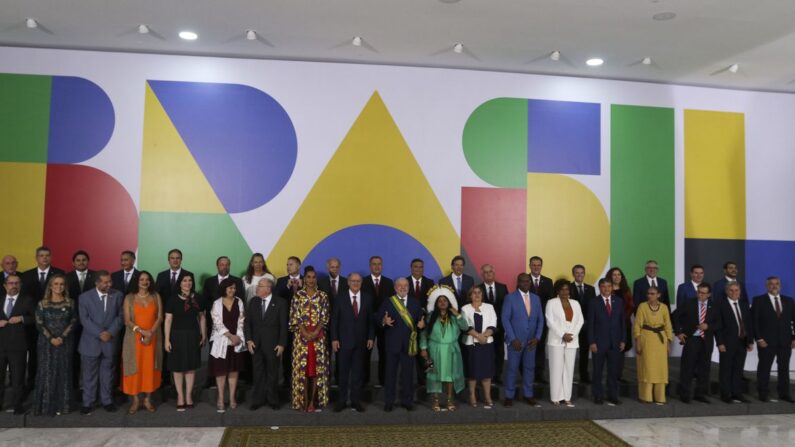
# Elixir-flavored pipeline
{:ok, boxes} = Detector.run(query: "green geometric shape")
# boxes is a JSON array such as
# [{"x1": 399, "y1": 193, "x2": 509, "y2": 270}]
[
  {"x1": 138, "y1": 211, "x2": 252, "y2": 285},
  {"x1": 463, "y1": 98, "x2": 527, "y2": 188},
  {"x1": 610, "y1": 104, "x2": 675, "y2": 282},
  {"x1": 0, "y1": 73, "x2": 52, "y2": 163}
]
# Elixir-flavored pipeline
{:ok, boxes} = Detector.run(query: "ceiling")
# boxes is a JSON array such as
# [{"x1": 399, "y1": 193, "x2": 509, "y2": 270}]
[{"x1": 2, "y1": 0, "x2": 795, "y2": 93}]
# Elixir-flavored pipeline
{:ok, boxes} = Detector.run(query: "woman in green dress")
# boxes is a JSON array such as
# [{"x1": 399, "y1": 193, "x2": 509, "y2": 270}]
[
  {"x1": 420, "y1": 286, "x2": 468, "y2": 411},
  {"x1": 633, "y1": 286, "x2": 673, "y2": 404}
]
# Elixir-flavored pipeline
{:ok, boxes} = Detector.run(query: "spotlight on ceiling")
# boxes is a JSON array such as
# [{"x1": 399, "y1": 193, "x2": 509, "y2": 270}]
[
  {"x1": 586, "y1": 58, "x2": 604, "y2": 67},
  {"x1": 453, "y1": 43, "x2": 464, "y2": 54},
  {"x1": 246, "y1": 30, "x2": 257, "y2": 41},
  {"x1": 178, "y1": 30, "x2": 198, "y2": 41},
  {"x1": 652, "y1": 11, "x2": 677, "y2": 21},
  {"x1": 642, "y1": 57, "x2": 652, "y2": 65},
  {"x1": 138, "y1": 24, "x2": 150, "y2": 34},
  {"x1": 25, "y1": 18, "x2": 38, "y2": 29},
  {"x1": 728, "y1": 63, "x2": 739, "y2": 73},
  {"x1": 550, "y1": 50, "x2": 561, "y2": 61},
  {"x1": 352, "y1": 36, "x2": 362, "y2": 47}
]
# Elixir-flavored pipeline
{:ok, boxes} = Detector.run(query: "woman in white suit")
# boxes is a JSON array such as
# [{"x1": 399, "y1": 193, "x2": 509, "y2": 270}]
[{"x1": 545, "y1": 279, "x2": 584, "y2": 406}]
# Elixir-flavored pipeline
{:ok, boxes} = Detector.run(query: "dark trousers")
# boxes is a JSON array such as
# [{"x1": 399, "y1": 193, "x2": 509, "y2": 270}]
[
  {"x1": 0, "y1": 349, "x2": 27, "y2": 408},
  {"x1": 251, "y1": 346, "x2": 280, "y2": 406},
  {"x1": 82, "y1": 353, "x2": 115, "y2": 407},
  {"x1": 384, "y1": 349, "x2": 414, "y2": 406},
  {"x1": 591, "y1": 348, "x2": 620, "y2": 400},
  {"x1": 679, "y1": 336, "x2": 711, "y2": 399},
  {"x1": 494, "y1": 330, "x2": 505, "y2": 381},
  {"x1": 577, "y1": 329, "x2": 589, "y2": 380},
  {"x1": 338, "y1": 345, "x2": 365, "y2": 405},
  {"x1": 534, "y1": 328, "x2": 547, "y2": 380},
  {"x1": 757, "y1": 344, "x2": 792, "y2": 399},
  {"x1": 365, "y1": 328, "x2": 386, "y2": 385},
  {"x1": 282, "y1": 333, "x2": 293, "y2": 387},
  {"x1": 719, "y1": 340, "x2": 747, "y2": 399},
  {"x1": 26, "y1": 333, "x2": 37, "y2": 389}
]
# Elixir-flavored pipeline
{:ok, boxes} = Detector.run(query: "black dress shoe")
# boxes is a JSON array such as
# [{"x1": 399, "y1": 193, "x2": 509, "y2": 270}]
[
  {"x1": 383, "y1": 404, "x2": 393, "y2": 412},
  {"x1": 352, "y1": 402, "x2": 365, "y2": 412},
  {"x1": 104, "y1": 404, "x2": 118, "y2": 412},
  {"x1": 333, "y1": 403, "x2": 346, "y2": 413},
  {"x1": 733, "y1": 395, "x2": 751, "y2": 403},
  {"x1": 402, "y1": 404, "x2": 415, "y2": 411},
  {"x1": 759, "y1": 395, "x2": 769, "y2": 402},
  {"x1": 13, "y1": 406, "x2": 25, "y2": 415},
  {"x1": 694, "y1": 396, "x2": 710, "y2": 404},
  {"x1": 780, "y1": 395, "x2": 795, "y2": 403},
  {"x1": 607, "y1": 398, "x2": 622, "y2": 406},
  {"x1": 270, "y1": 404, "x2": 281, "y2": 411},
  {"x1": 721, "y1": 397, "x2": 733, "y2": 404},
  {"x1": 80, "y1": 406, "x2": 93, "y2": 415},
  {"x1": 525, "y1": 397, "x2": 540, "y2": 407},
  {"x1": 680, "y1": 396, "x2": 691, "y2": 404},
  {"x1": 594, "y1": 398, "x2": 604, "y2": 405},
  {"x1": 250, "y1": 403, "x2": 263, "y2": 411}
]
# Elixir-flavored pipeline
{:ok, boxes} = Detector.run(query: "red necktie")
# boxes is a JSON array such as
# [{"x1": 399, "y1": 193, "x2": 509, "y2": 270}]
[
  {"x1": 352, "y1": 295, "x2": 359, "y2": 318},
  {"x1": 534, "y1": 278, "x2": 539, "y2": 293},
  {"x1": 415, "y1": 280, "x2": 421, "y2": 298},
  {"x1": 774, "y1": 296, "x2": 782, "y2": 318},
  {"x1": 605, "y1": 298, "x2": 612, "y2": 317},
  {"x1": 699, "y1": 302, "x2": 706, "y2": 338},
  {"x1": 374, "y1": 277, "x2": 380, "y2": 297}
]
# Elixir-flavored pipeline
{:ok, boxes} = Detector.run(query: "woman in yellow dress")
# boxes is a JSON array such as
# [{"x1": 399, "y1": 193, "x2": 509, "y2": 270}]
[{"x1": 633, "y1": 286, "x2": 673, "y2": 404}]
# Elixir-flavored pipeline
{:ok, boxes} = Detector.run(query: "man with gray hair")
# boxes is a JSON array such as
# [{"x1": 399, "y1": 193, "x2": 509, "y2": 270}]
[{"x1": 245, "y1": 277, "x2": 287, "y2": 411}]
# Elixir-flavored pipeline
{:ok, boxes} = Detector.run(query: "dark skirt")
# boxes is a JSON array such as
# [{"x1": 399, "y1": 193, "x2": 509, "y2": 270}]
[
  {"x1": 208, "y1": 346, "x2": 247, "y2": 377},
  {"x1": 465, "y1": 342, "x2": 495, "y2": 380},
  {"x1": 168, "y1": 328, "x2": 201, "y2": 372}
]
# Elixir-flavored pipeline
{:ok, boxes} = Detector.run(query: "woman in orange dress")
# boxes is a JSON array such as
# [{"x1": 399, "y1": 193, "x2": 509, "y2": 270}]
[{"x1": 122, "y1": 271, "x2": 164, "y2": 414}]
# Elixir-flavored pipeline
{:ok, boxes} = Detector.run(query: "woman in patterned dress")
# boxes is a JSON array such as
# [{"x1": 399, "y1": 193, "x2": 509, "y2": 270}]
[{"x1": 289, "y1": 266, "x2": 330, "y2": 412}]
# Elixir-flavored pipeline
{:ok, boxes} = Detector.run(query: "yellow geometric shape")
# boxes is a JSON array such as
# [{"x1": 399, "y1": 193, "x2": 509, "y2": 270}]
[
  {"x1": 526, "y1": 173, "x2": 610, "y2": 285},
  {"x1": 684, "y1": 109, "x2": 746, "y2": 240},
  {"x1": 0, "y1": 162, "x2": 46, "y2": 271},
  {"x1": 267, "y1": 92, "x2": 460, "y2": 276},
  {"x1": 140, "y1": 83, "x2": 225, "y2": 213}
]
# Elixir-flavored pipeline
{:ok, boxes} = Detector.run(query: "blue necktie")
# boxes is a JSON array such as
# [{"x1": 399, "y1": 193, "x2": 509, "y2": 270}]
[
  {"x1": 5, "y1": 298, "x2": 14, "y2": 317},
  {"x1": 456, "y1": 276, "x2": 462, "y2": 295}
]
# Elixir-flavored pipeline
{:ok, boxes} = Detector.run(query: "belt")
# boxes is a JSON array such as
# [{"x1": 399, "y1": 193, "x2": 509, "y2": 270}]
[{"x1": 641, "y1": 324, "x2": 666, "y2": 344}]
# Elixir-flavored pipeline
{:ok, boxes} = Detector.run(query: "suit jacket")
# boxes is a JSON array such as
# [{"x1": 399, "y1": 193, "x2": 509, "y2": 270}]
[
  {"x1": 244, "y1": 296, "x2": 288, "y2": 350},
  {"x1": 529, "y1": 275, "x2": 554, "y2": 308},
  {"x1": 674, "y1": 298, "x2": 720, "y2": 347},
  {"x1": 633, "y1": 276, "x2": 671, "y2": 309},
  {"x1": 545, "y1": 298, "x2": 584, "y2": 348},
  {"x1": 155, "y1": 268, "x2": 195, "y2": 306},
  {"x1": 376, "y1": 295, "x2": 422, "y2": 354},
  {"x1": 275, "y1": 275, "x2": 303, "y2": 302},
  {"x1": 752, "y1": 294, "x2": 795, "y2": 347},
  {"x1": 21, "y1": 266, "x2": 66, "y2": 302},
  {"x1": 111, "y1": 269, "x2": 139, "y2": 296},
  {"x1": 331, "y1": 291, "x2": 375, "y2": 349},
  {"x1": 713, "y1": 278, "x2": 749, "y2": 303},
  {"x1": 501, "y1": 290, "x2": 544, "y2": 344},
  {"x1": 715, "y1": 298, "x2": 754, "y2": 349},
  {"x1": 477, "y1": 282, "x2": 509, "y2": 327},
  {"x1": 588, "y1": 295, "x2": 626, "y2": 351},
  {"x1": 570, "y1": 282, "x2": 596, "y2": 330},
  {"x1": 318, "y1": 275, "x2": 349, "y2": 301},
  {"x1": 66, "y1": 270, "x2": 97, "y2": 305},
  {"x1": 77, "y1": 288, "x2": 124, "y2": 357},
  {"x1": 362, "y1": 275, "x2": 394, "y2": 313},
  {"x1": 202, "y1": 275, "x2": 245, "y2": 311},
  {"x1": 675, "y1": 281, "x2": 699, "y2": 309},
  {"x1": 438, "y1": 274, "x2": 475, "y2": 304},
  {"x1": 0, "y1": 294, "x2": 35, "y2": 351},
  {"x1": 408, "y1": 276, "x2": 434, "y2": 310}
]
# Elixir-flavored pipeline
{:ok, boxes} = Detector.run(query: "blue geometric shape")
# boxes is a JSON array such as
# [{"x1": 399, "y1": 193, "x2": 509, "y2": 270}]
[
  {"x1": 47, "y1": 76, "x2": 115, "y2": 163},
  {"x1": 745, "y1": 239, "x2": 795, "y2": 302},
  {"x1": 527, "y1": 99, "x2": 600, "y2": 175},
  {"x1": 304, "y1": 224, "x2": 443, "y2": 281},
  {"x1": 148, "y1": 80, "x2": 297, "y2": 213}
]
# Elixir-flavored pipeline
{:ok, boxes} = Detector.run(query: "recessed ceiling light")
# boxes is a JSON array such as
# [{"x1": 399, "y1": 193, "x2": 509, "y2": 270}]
[
  {"x1": 138, "y1": 24, "x2": 150, "y2": 34},
  {"x1": 653, "y1": 11, "x2": 677, "y2": 21},
  {"x1": 246, "y1": 30, "x2": 257, "y2": 41},
  {"x1": 642, "y1": 57, "x2": 652, "y2": 65},
  {"x1": 25, "y1": 18, "x2": 38, "y2": 29},
  {"x1": 178, "y1": 30, "x2": 198, "y2": 41},
  {"x1": 550, "y1": 50, "x2": 561, "y2": 61},
  {"x1": 453, "y1": 43, "x2": 464, "y2": 54},
  {"x1": 586, "y1": 58, "x2": 604, "y2": 67},
  {"x1": 352, "y1": 36, "x2": 362, "y2": 47},
  {"x1": 728, "y1": 63, "x2": 739, "y2": 73},
  {"x1": 439, "y1": 0, "x2": 462, "y2": 3}
]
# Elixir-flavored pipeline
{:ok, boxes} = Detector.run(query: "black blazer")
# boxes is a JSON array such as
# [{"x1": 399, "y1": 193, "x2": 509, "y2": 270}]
[
  {"x1": 571, "y1": 282, "x2": 596, "y2": 327},
  {"x1": 331, "y1": 291, "x2": 375, "y2": 349},
  {"x1": 529, "y1": 275, "x2": 554, "y2": 307},
  {"x1": 155, "y1": 269, "x2": 195, "y2": 305},
  {"x1": 674, "y1": 298, "x2": 720, "y2": 346},
  {"x1": 275, "y1": 275, "x2": 303, "y2": 301},
  {"x1": 111, "y1": 269, "x2": 139, "y2": 296},
  {"x1": 202, "y1": 275, "x2": 245, "y2": 311},
  {"x1": 477, "y1": 282, "x2": 509, "y2": 324},
  {"x1": 21, "y1": 267, "x2": 66, "y2": 302},
  {"x1": 66, "y1": 270, "x2": 97, "y2": 305},
  {"x1": 632, "y1": 276, "x2": 671, "y2": 309},
  {"x1": 752, "y1": 294, "x2": 795, "y2": 347},
  {"x1": 318, "y1": 275, "x2": 348, "y2": 301},
  {"x1": 715, "y1": 298, "x2": 754, "y2": 349},
  {"x1": 439, "y1": 274, "x2": 475, "y2": 303},
  {"x1": 361, "y1": 275, "x2": 394, "y2": 312},
  {"x1": 408, "y1": 276, "x2": 434, "y2": 310},
  {"x1": 244, "y1": 296, "x2": 288, "y2": 350},
  {"x1": 0, "y1": 294, "x2": 35, "y2": 351}
]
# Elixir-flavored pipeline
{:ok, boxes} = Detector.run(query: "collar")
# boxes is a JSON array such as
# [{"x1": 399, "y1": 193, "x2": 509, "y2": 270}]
[
  {"x1": 218, "y1": 274, "x2": 229, "y2": 281},
  {"x1": 5, "y1": 294, "x2": 19, "y2": 300},
  {"x1": 260, "y1": 294, "x2": 272, "y2": 301},
  {"x1": 646, "y1": 275, "x2": 657, "y2": 282},
  {"x1": 38, "y1": 267, "x2": 50, "y2": 275},
  {"x1": 170, "y1": 268, "x2": 181, "y2": 276},
  {"x1": 601, "y1": 295, "x2": 611, "y2": 300},
  {"x1": 452, "y1": 273, "x2": 462, "y2": 280},
  {"x1": 96, "y1": 288, "x2": 108, "y2": 296},
  {"x1": 349, "y1": 290, "x2": 360, "y2": 298},
  {"x1": 768, "y1": 293, "x2": 780, "y2": 300},
  {"x1": 371, "y1": 274, "x2": 381, "y2": 281},
  {"x1": 531, "y1": 275, "x2": 541, "y2": 281},
  {"x1": 289, "y1": 274, "x2": 300, "y2": 280},
  {"x1": 124, "y1": 268, "x2": 135, "y2": 274},
  {"x1": 484, "y1": 282, "x2": 495, "y2": 287}
]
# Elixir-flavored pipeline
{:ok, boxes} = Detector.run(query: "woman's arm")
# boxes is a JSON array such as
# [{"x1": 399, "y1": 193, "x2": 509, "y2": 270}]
[{"x1": 61, "y1": 301, "x2": 78, "y2": 338}]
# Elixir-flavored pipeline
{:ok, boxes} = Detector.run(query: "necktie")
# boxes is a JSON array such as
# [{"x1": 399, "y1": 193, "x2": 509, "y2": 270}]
[
  {"x1": 605, "y1": 298, "x2": 612, "y2": 317},
  {"x1": 415, "y1": 280, "x2": 421, "y2": 298},
  {"x1": 261, "y1": 298, "x2": 268, "y2": 319},
  {"x1": 101, "y1": 294, "x2": 107, "y2": 313},
  {"x1": 5, "y1": 297, "x2": 14, "y2": 317},
  {"x1": 523, "y1": 293, "x2": 531, "y2": 317},
  {"x1": 456, "y1": 276, "x2": 462, "y2": 295},
  {"x1": 170, "y1": 271, "x2": 177, "y2": 287},
  {"x1": 488, "y1": 286, "x2": 494, "y2": 303},
  {"x1": 578, "y1": 284, "x2": 584, "y2": 298},
  {"x1": 352, "y1": 295, "x2": 359, "y2": 318},
  {"x1": 79, "y1": 271, "x2": 86, "y2": 290},
  {"x1": 534, "y1": 278, "x2": 540, "y2": 293},
  {"x1": 332, "y1": 278, "x2": 338, "y2": 297},
  {"x1": 732, "y1": 302, "x2": 745, "y2": 338},
  {"x1": 290, "y1": 278, "x2": 299, "y2": 293},
  {"x1": 39, "y1": 271, "x2": 46, "y2": 287},
  {"x1": 651, "y1": 278, "x2": 657, "y2": 288},
  {"x1": 374, "y1": 277, "x2": 380, "y2": 297},
  {"x1": 774, "y1": 296, "x2": 782, "y2": 318},
  {"x1": 124, "y1": 271, "x2": 130, "y2": 287},
  {"x1": 698, "y1": 302, "x2": 706, "y2": 337}
]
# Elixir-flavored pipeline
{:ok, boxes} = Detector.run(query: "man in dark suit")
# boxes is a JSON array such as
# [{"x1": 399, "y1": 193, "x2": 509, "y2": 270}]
[
  {"x1": 1, "y1": 255, "x2": 20, "y2": 285},
  {"x1": 715, "y1": 282, "x2": 753, "y2": 403},
  {"x1": 274, "y1": 256, "x2": 302, "y2": 387},
  {"x1": 78, "y1": 271, "x2": 124, "y2": 414},
  {"x1": 675, "y1": 264, "x2": 705, "y2": 309},
  {"x1": 477, "y1": 263, "x2": 508, "y2": 383},
  {"x1": 245, "y1": 277, "x2": 287, "y2": 411},
  {"x1": 155, "y1": 249, "x2": 195, "y2": 305},
  {"x1": 361, "y1": 255, "x2": 393, "y2": 386},
  {"x1": 110, "y1": 250, "x2": 139, "y2": 296},
  {"x1": 318, "y1": 257, "x2": 348, "y2": 300},
  {"x1": 377, "y1": 277, "x2": 424, "y2": 411},
  {"x1": 589, "y1": 277, "x2": 625, "y2": 405},
  {"x1": 0, "y1": 274, "x2": 34, "y2": 414},
  {"x1": 675, "y1": 283, "x2": 719, "y2": 403},
  {"x1": 65, "y1": 250, "x2": 96, "y2": 390},
  {"x1": 713, "y1": 261, "x2": 749, "y2": 303},
  {"x1": 438, "y1": 255, "x2": 474, "y2": 303},
  {"x1": 332, "y1": 273, "x2": 374, "y2": 412},
  {"x1": 407, "y1": 258, "x2": 434, "y2": 309},
  {"x1": 752, "y1": 276, "x2": 795, "y2": 402},
  {"x1": 528, "y1": 256, "x2": 553, "y2": 382},
  {"x1": 20, "y1": 246, "x2": 65, "y2": 390},
  {"x1": 570, "y1": 264, "x2": 596, "y2": 383},
  {"x1": 632, "y1": 260, "x2": 671, "y2": 309}
]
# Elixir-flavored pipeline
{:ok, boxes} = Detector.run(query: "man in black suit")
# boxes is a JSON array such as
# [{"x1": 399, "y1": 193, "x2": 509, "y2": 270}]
[
  {"x1": 715, "y1": 282, "x2": 753, "y2": 403},
  {"x1": 528, "y1": 256, "x2": 553, "y2": 382},
  {"x1": 477, "y1": 263, "x2": 509, "y2": 383},
  {"x1": 589, "y1": 278, "x2": 625, "y2": 405},
  {"x1": 155, "y1": 249, "x2": 195, "y2": 305},
  {"x1": 632, "y1": 260, "x2": 671, "y2": 309},
  {"x1": 318, "y1": 257, "x2": 348, "y2": 300},
  {"x1": 570, "y1": 264, "x2": 596, "y2": 383},
  {"x1": 438, "y1": 255, "x2": 474, "y2": 304},
  {"x1": 713, "y1": 261, "x2": 749, "y2": 303},
  {"x1": 332, "y1": 273, "x2": 374, "y2": 412},
  {"x1": 752, "y1": 276, "x2": 795, "y2": 402},
  {"x1": 361, "y1": 255, "x2": 393, "y2": 386},
  {"x1": 407, "y1": 258, "x2": 434, "y2": 309},
  {"x1": 245, "y1": 277, "x2": 287, "y2": 411},
  {"x1": 20, "y1": 246, "x2": 65, "y2": 390},
  {"x1": 1, "y1": 255, "x2": 20, "y2": 285},
  {"x1": 0, "y1": 274, "x2": 35, "y2": 414},
  {"x1": 274, "y1": 256, "x2": 302, "y2": 387},
  {"x1": 110, "y1": 250, "x2": 139, "y2": 296},
  {"x1": 675, "y1": 283, "x2": 719, "y2": 403}
]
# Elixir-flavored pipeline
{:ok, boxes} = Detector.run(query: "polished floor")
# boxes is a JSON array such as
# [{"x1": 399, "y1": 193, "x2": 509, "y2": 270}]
[{"x1": 1, "y1": 414, "x2": 793, "y2": 446}]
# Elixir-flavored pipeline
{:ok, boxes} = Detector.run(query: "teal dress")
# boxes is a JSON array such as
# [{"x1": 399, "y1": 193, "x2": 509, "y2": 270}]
[{"x1": 420, "y1": 313, "x2": 468, "y2": 393}]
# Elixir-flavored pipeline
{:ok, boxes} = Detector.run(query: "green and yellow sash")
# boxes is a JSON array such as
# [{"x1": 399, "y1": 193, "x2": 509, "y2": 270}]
[{"x1": 390, "y1": 295, "x2": 418, "y2": 357}]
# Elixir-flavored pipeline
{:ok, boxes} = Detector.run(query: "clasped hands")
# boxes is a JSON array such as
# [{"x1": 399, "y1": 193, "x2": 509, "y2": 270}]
[
  {"x1": 511, "y1": 338, "x2": 538, "y2": 352},
  {"x1": 0, "y1": 316, "x2": 22, "y2": 328}
]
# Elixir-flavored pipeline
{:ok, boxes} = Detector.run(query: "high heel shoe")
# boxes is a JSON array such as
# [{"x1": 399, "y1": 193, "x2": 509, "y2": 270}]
[
  {"x1": 128, "y1": 398, "x2": 140, "y2": 415},
  {"x1": 447, "y1": 392, "x2": 457, "y2": 411},
  {"x1": 216, "y1": 402, "x2": 226, "y2": 413},
  {"x1": 431, "y1": 395, "x2": 441, "y2": 412},
  {"x1": 143, "y1": 398, "x2": 156, "y2": 412}
]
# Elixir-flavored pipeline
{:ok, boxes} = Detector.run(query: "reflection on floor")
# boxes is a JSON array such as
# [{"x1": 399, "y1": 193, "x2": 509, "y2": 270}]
[{"x1": 0, "y1": 427, "x2": 224, "y2": 447}]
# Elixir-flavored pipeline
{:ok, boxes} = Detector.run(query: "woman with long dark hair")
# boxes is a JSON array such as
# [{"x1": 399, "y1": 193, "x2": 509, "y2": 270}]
[
  {"x1": 607, "y1": 267, "x2": 634, "y2": 381},
  {"x1": 242, "y1": 253, "x2": 275, "y2": 302}
]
